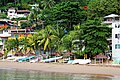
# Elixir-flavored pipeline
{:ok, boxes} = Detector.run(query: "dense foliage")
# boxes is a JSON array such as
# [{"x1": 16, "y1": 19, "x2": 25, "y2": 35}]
[
  {"x1": 88, "y1": 0, "x2": 120, "y2": 19},
  {"x1": 81, "y1": 20, "x2": 111, "y2": 57},
  {"x1": 3, "y1": 0, "x2": 115, "y2": 58},
  {"x1": 41, "y1": 1, "x2": 87, "y2": 30}
]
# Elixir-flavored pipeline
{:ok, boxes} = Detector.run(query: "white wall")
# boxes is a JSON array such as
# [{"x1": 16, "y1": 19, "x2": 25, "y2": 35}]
[
  {"x1": 7, "y1": 9, "x2": 28, "y2": 19},
  {"x1": 7, "y1": 9, "x2": 17, "y2": 19},
  {"x1": 112, "y1": 22, "x2": 120, "y2": 60}
]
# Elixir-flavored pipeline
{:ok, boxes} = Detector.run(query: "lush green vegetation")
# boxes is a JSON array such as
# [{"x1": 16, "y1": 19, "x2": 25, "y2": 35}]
[{"x1": 3, "y1": 0, "x2": 118, "y2": 58}]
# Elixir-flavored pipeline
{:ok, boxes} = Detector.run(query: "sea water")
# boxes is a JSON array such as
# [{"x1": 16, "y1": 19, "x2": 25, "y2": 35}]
[{"x1": 0, "y1": 69, "x2": 119, "y2": 80}]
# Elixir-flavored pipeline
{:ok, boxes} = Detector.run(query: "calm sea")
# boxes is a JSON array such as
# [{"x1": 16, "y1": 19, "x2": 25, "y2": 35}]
[{"x1": 0, "y1": 69, "x2": 119, "y2": 80}]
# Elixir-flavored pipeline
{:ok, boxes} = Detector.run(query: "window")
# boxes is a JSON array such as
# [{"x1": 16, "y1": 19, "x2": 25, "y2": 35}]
[
  {"x1": 115, "y1": 44, "x2": 120, "y2": 49},
  {"x1": 115, "y1": 17, "x2": 119, "y2": 21},
  {"x1": 115, "y1": 34, "x2": 120, "y2": 38},
  {"x1": 9, "y1": 11, "x2": 13, "y2": 13}
]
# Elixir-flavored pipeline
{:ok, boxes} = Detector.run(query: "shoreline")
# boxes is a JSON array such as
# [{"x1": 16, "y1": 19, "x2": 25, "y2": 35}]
[{"x1": 0, "y1": 61, "x2": 120, "y2": 77}]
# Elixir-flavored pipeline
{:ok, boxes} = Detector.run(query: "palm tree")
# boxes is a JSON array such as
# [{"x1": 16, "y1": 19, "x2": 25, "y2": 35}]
[
  {"x1": 19, "y1": 37, "x2": 30, "y2": 54},
  {"x1": 28, "y1": 8, "x2": 42, "y2": 29},
  {"x1": 5, "y1": 38, "x2": 20, "y2": 54},
  {"x1": 37, "y1": 25, "x2": 59, "y2": 51},
  {"x1": 28, "y1": 33, "x2": 40, "y2": 53}
]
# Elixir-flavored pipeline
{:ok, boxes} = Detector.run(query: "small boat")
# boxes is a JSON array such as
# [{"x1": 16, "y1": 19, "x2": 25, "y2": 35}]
[{"x1": 40, "y1": 56, "x2": 63, "y2": 63}]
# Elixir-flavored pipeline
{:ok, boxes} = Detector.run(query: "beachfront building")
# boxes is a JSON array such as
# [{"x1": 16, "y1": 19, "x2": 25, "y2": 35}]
[
  {"x1": 8, "y1": 27, "x2": 35, "y2": 39},
  {"x1": 0, "y1": 20, "x2": 36, "y2": 51},
  {"x1": 0, "y1": 21, "x2": 10, "y2": 50},
  {"x1": 103, "y1": 14, "x2": 120, "y2": 60},
  {"x1": 0, "y1": 30, "x2": 11, "y2": 51},
  {"x1": 7, "y1": 7, "x2": 30, "y2": 19}
]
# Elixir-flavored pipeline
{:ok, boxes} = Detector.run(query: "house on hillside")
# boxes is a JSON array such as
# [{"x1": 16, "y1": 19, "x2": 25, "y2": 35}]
[
  {"x1": 8, "y1": 27, "x2": 36, "y2": 39},
  {"x1": 7, "y1": 7, "x2": 30, "y2": 19},
  {"x1": 0, "y1": 21, "x2": 11, "y2": 50},
  {"x1": 0, "y1": 20, "x2": 36, "y2": 51}
]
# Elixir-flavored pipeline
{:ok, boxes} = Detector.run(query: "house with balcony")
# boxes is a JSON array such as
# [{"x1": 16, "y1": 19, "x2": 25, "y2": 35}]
[
  {"x1": 7, "y1": 26, "x2": 37, "y2": 39},
  {"x1": 0, "y1": 20, "x2": 36, "y2": 51},
  {"x1": 103, "y1": 14, "x2": 120, "y2": 60},
  {"x1": 7, "y1": 7, "x2": 30, "y2": 19}
]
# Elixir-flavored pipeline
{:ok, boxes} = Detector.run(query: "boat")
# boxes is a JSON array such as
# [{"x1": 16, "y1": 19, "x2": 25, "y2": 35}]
[{"x1": 40, "y1": 56, "x2": 63, "y2": 63}]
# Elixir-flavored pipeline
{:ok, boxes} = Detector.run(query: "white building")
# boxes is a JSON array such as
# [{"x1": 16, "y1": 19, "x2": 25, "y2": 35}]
[
  {"x1": 112, "y1": 22, "x2": 120, "y2": 60},
  {"x1": 103, "y1": 14, "x2": 120, "y2": 60},
  {"x1": 7, "y1": 7, "x2": 30, "y2": 19},
  {"x1": 29, "y1": 4, "x2": 39, "y2": 9},
  {"x1": 0, "y1": 30, "x2": 11, "y2": 50}
]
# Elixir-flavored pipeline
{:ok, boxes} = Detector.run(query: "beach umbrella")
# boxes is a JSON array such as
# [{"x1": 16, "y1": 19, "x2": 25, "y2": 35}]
[
  {"x1": 63, "y1": 51, "x2": 74, "y2": 57},
  {"x1": 14, "y1": 52, "x2": 24, "y2": 56},
  {"x1": 51, "y1": 52, "x2": 61, "y2": 57},
  {"x1": 93, "y1": 54, "x2": 107, "y2": 59},
  {"x1": 93, "y1": 53, "x2": 107, "y2": 64}
]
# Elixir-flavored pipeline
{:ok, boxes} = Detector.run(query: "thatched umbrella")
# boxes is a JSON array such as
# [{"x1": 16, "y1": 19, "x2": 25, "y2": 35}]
[
  {"x1": 0, "y1": 52, "x2": 3, "y2": 57},
  {"x1": 63, "y1": 51, "x2": 74, "y2": 57},
  {"x1": 93, "y1": 54, "x2": 107, "y2": 64},
  {"x1": 14, "y1": 52, "x2": 24, "y2": 56},
  {"x1": 63, "y1": 51, "x2": 75, "y2": 61},
  {"x1": 51, "y1": 52, "x2": 61, "y2": 57},
  {"x1": 24, "y1": 52, "x2": 35, "y2": 56}
]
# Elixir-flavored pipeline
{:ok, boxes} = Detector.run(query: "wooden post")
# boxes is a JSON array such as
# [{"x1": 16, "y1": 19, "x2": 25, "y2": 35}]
[
  {"x1": 102, "y1": 58, "x2": 103, "y2": 64},
  {"x1": 95, "y1": 58, "x2": 96, "y2": 64}
]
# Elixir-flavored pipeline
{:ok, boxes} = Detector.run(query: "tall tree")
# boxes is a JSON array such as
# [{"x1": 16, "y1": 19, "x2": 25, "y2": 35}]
[
  {"x1": 41, "y1": 1, "x2": 86, "y2": 30},
  {"x1": 81, "y1": 20, "x2": 111, "y2": 57},
  {"x1": 60, "y1": 24, "x2": 83, "y2": 53},
  {"x1": 37, "y1": 25, "x2": 59, "y2": 51},
  {"x1": 39, "y1": 0, "x2": 55, "y2": 9},
  {"x1": 88, "y1": 0, "x2": 120, "y2": 19},
  {"x1": 5, "y1": 38, "x2": 20, "y2": 53}
]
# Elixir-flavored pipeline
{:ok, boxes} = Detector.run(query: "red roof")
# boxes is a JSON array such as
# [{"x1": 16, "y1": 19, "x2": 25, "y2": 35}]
[
  {"x1": 51, "y1": 52, "x2": 61, "y2": 56},
  {"x1": 63, "y1": 51, "x2": 74, "y2": 57},
  {"x1": 93, "y1": 54, "x2": 107, "y2": 59},
  {"x1": 14, "y1": 52, "x2": 24, "y2": 56},
  {"x1": 24, "y1": 52, "x2": 35, "y2": 56}
]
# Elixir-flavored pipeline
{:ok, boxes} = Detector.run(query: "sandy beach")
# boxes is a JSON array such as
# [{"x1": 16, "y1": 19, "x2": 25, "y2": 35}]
[{"x1": 0, "y1": 61, "x2": 120, "y2": 77}]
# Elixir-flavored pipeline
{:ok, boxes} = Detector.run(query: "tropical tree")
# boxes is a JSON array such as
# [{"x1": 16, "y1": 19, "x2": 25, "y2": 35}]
[
  {"x1": 41, "y1": 1, "x2": 87, "y2": 30},
  {"x1": 19, "y1": 37, "x2": 30, "y2": 54},
  {"x1": 39, "y1": 0, "x2": 55, "y2": 9},
  {"x1": 60, "y1": 24, "x2": 83, "y2": 53},
  {"x1": 88, "y1": 0, "x2": 120, "y2": 19},
  {"x1": 81, "y1": 20, "x2": 112, "y2": 58},
  {"x1": 49, "y1": 25, "x2": 66, "y2": 52},
  {"x1": 5, "y1": 38, "x2": 20, "y2": 53},
  {"x1": 28, "y1": 33, "x2": 40, "y2": 54},
  {"x1": 28, "y1": 5, "x2": 45, "y2": 30},
  {"x1": 37, "y1": 25, "x2": 59, "y2": 52}
]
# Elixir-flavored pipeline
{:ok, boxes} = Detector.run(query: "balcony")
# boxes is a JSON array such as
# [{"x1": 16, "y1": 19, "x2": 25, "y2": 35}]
[{"x1": 103, "y1": 14, "x2": 120, "y2": 24}]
